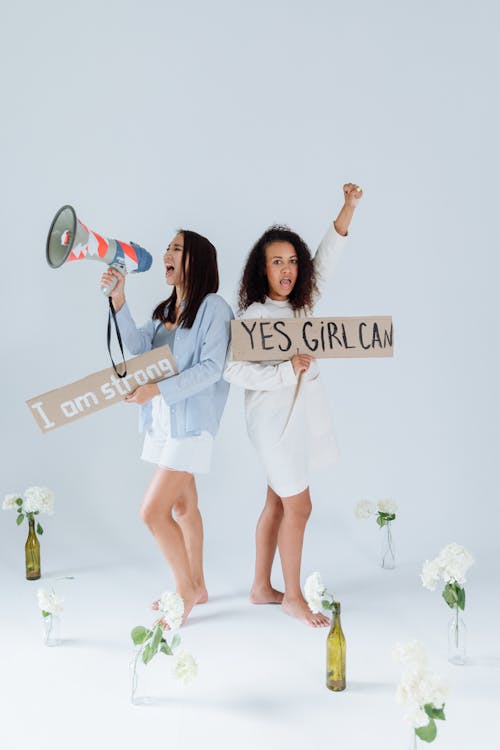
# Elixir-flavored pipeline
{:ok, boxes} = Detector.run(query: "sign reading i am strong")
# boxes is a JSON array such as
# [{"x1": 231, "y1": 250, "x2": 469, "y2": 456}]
[{"x1": 26, "y1": 346, "x2": 177, "y2": 432}]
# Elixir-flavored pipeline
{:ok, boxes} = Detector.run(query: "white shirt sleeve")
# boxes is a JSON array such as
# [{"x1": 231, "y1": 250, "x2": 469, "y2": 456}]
[
  {"x1": 224, "y1": 303, "x2": 298, "y2": 391},
  {"x1": 313, "y1": 224, "x2": 348, "y2": 298},
  {"x1": 224, "y1": 355, "x2": 297, "y2": 390}
]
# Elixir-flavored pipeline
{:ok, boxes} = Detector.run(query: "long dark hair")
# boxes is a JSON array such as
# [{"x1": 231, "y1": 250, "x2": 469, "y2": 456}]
[
  {"x1": 153, "y1": 230, "x2": 219, "y2": 328},
  {"x1": 238, "y1": 225, "x2": 318, "y2": 312}
]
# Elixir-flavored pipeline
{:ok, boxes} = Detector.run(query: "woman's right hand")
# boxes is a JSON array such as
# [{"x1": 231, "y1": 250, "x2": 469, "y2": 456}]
[
  {"x1": 100, "y1": 268, "x2": 126, "y2": 310},
  {"x1": 291, "y1": 353, "x2": 314, "y2": 376}
]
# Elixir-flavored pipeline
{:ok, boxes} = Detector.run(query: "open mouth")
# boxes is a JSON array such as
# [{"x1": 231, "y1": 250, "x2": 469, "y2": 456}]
[
  {"x1": 280, "y1": 278, "x2": 292, "y2": 288},
  {"x1": 165, "y1": 264, "x2": 175, "y2": 274}
]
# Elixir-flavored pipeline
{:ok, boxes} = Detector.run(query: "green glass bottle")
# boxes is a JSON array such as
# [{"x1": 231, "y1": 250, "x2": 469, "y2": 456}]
[
  {"x1": 25, "y1": 516, "x2": 41, "y2": 580},
  {"x1": 326, "y1": 601, "x2": 346, "y2": 691}
]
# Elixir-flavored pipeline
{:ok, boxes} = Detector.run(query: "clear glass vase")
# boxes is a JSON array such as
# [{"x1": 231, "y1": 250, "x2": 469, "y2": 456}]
[
  {"x1": 130, "y1": 646, "x2": 144, "y2": 705},
  {"x1": 380, "y1": 520, "x2": 396, "y2": 569},
  {"x1": 448, "y1": 605, "x2": 466, "y2": 665},
  {"x1": 409, "y1": 729, "x2": 417, "y2": 750},
  {"x1": 43, "y1": 614, "x2": 61, "y2": 646},
  {"x1": 129, "y1": 645, "x2": 168, "y2": 705}
]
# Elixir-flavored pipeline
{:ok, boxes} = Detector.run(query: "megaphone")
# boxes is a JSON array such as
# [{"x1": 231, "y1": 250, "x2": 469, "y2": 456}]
[{"x1": 46, "y1": 205, "x2": 153, "y2": 295}]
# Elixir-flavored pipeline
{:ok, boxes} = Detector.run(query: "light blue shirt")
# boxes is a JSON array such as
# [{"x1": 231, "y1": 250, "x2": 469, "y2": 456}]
[{"x1": 116, "y1": 293, "x2": 233, "y2": 438}]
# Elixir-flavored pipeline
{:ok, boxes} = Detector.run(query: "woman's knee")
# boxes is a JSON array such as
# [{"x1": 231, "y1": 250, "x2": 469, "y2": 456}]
[
  {"x1": 283, "y1": 493, "x2": 312, "y2": 522},
  {"x1": 140, "y1": 498, "x2": 168, "y2": 529}
]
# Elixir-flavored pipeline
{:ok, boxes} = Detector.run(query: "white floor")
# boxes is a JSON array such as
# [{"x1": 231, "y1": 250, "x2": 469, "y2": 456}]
[{"x1": 2, "y1": 546, "x2": 497, "y2": 750}]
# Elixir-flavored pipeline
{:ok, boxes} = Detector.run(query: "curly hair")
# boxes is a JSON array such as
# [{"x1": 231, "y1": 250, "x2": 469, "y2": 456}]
[
  {"x1": 152, "y1": 229, "x2": 219, "y2": 328},
  {"x1": 238, "y1": 225, "x2": 318, "y2": 312}
]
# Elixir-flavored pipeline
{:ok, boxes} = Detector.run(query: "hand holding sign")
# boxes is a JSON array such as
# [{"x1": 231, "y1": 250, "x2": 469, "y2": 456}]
[
  {"x1": 124, "y1": 383, "x2": 160, "y2": 405},
  {"x1": 291, "y1": 354, "x2": 314, "y2": 375}
]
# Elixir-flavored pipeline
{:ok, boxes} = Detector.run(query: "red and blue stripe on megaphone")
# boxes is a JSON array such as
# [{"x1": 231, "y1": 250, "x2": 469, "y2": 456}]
[{"x1": 46, "y1": 205, "x2": 153, "y2": 295}]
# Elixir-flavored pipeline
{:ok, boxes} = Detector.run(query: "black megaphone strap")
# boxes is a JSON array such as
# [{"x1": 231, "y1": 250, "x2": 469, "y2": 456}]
[{"x1": 107, "y1": 297, "x2": 127, "y2": 378}]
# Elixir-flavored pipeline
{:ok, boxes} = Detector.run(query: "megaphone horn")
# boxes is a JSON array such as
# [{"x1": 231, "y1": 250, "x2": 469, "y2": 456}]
[{"x1": 46, "y1": 205, "x2": 153, "y2": 295}]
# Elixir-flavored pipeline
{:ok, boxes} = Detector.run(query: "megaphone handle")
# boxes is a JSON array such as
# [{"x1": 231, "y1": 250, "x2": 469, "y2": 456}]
[{"x1": 107, "y1": 297, "x2": 128, "y2": 378}]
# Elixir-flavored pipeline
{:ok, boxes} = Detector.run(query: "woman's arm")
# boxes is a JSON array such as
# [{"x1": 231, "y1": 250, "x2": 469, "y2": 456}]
[
  {"x1": 334, "y1": 183, "x2": 363, "y2": 236},
  {"x1": 224, "y1": 306, "x2": 314, "y2": 390},
  {"x1": 224, "y1": 356, "x2": 298, "y2": 391},
  {"x1": 314, "y1": 183, "x2": 362, "y2": 296},
  {"x1": 100, "y1": 267, "x2": 156, "y2": 355}
]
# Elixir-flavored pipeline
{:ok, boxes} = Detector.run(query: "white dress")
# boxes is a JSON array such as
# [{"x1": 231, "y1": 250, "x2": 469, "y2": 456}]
[{"x1": 224, "y1": 224, "x2": 347, "y2": 497}]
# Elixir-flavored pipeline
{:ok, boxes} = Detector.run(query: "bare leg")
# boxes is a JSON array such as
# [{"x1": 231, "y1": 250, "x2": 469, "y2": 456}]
[
  {"x1": 250, "y1": 485, "x2": 284, "y2": 604},
  {"x1": 278, "y1": 488, "x2": 330, "y2": 627},
  {"x1": 141, "y1": 467, "x2": 204, "y2": 624},
  {"x1": 173, "y1": 475, "x2": 208, "y2": 604}
]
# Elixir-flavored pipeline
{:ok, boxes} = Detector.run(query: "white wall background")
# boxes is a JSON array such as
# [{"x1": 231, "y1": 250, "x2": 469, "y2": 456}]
[
  {"x1": 1, "y1": 0, "x2": 498, "y2": 624},
  {"x1": 2, "y1": 3, "x2": 499, "y2": 749}
]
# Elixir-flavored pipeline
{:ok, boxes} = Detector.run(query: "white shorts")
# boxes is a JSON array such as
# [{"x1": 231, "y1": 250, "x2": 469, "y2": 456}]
[{"x1": 141, "y1": 395, "x2": 213, "y2": 474}]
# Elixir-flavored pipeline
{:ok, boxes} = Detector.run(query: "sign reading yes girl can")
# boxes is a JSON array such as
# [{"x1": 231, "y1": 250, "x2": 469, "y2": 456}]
[
  {"x1": 230, "y1": 316, "x2": 394, "y2": 360},
  {"x1": 26, "y1": 346, "x2": 177, "y2": 432}
]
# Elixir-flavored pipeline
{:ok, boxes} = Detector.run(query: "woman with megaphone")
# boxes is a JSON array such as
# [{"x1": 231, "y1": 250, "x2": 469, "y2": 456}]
[{"x1": 101, "y1": 231, "x2": 233, "y2": 626}]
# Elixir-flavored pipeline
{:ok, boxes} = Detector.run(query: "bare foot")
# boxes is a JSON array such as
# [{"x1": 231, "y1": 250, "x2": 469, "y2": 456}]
[
  {"x1": 250, "y1": 585, "x2": 284, "y2": 604},
  {"x1": 281, "y1": 595, "x2": 331, "y2": 627},
  {"x1": 195, "y1": 588, "x2": 208, "y2": 605}
]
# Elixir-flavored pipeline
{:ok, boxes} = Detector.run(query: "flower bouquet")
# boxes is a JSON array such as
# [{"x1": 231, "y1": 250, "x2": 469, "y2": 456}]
[
  {"x1": 421, "y1": 543, "x2": 474, "y2": 664},
  {"x1": 393, "y1": 640, "x2": 448, "y2": 746},
  {"x1": 355, "y1": 498, "x2": 398, "y2": 569},
  {"x1": 305, "y1": 573, "x2": 345, "y2": 691},
  {"x1": 37, "y1": 587, "x2": 63, "y2": 646},
  {"x1": 130, "y1": 591, "x2": 197, "y2": 704},
  {"x1": 3, "y1": 487, "x2": 54, "y2": 579}
]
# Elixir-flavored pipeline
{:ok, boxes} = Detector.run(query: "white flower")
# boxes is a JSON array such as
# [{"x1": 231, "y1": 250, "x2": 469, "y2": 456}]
[
  {"x1": 420, "y1": 559, "x2": 442, "y2": 591},
  {"x1": 2, "y1": 493, "x2": 20, "y2": 510},
  {"x1": 402, "y1": 702, "x2": 429, "y2": 729},
  {"x1": 377, "y1": 498, "x2": 398, "y2": 515},
  {"x1": 304, "y1": 572, "x2": 326, "y2": 613},
  {"x1": 355, "y1": 499, "x2": 376, "y2": 519},
  {"x1": 37, "y1": 588, "x2": 64, "y2": 615},
  {"x1": 23, "y1": 487, "x2": 54, "y2": 515},
  {"x1": 421, "y1": 543, "x2": 474, "y2": 591},
  {"x1": 437, "y1": 543, "x2": 474, "y2": 586},
  {"x1": 173, "y1": 650, "x2": 198, "y2": 684},
  {"x1": 396, "y1": 645, "x2": 448, "y2": 729},
  {"x1": 393, "y1": 640, "x2": 427, "y2": 668},
  {"x1": 157, "y1": 591, "x2": 184, "y2": 630}
]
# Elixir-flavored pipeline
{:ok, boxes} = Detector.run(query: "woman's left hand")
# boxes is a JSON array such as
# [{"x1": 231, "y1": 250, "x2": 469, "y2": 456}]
[
  {"x1": 124, "y1": 383, "x2": 160, "y2": 405},
  {"x1": 343, "y1": 182, "x2": 363, "y2": 208}
]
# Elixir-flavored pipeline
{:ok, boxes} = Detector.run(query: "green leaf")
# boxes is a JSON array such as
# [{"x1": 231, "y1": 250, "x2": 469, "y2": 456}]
[
  {"x1": 321, "y1": 599, "x2": 333, "y2": 610},
  {"x1": 151, "y1": 624, "x2": 163, "y2": 652},
  {"x1": 15, "y1": 498, "x2": 23, "y2": 506},
  {"x1": 131, "y1": 626, "x2": 151, "y2": 646},
  {"x1": 16, "y1": 514, "x2": 24, "y2": 526},
  {"x1": 171, "y1": 633, "x2": 181, "y2": 650},
  {"x1": 36, "y1": 523, "x2": 44, "y2": 535},
  {"x1": 142, "y1": 643, "x2": 155, "y2": 665},
  {"x1": 42, "y1": 610, "x2": 50, "y2": 618},
  {"x1": 376, "y1": 515, "x2": 385, "y2": 527},
  {"x1": 424, "y1": 703, "x2": 446, "y2": 721},
  {"x1": 457, "y1": 586, "x2": 466, "y2": 611},
  {"x1": 442, "y1": 583, "x2": 458, "y2": 608},
  {"x1": 17, "y1": 507, "x2": 23, "y2": 513},
  {"x1": 416, "y1": 718, "x2": 437, "y2": 742},
  {"x1": 160, "y1": 642, "x2": 173, "y2": 656}
]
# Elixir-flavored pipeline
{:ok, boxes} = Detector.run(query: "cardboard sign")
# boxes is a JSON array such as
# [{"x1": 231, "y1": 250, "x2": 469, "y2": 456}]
[
  {"x1": 26, "y1": 346, "x2": 177, "y2": 433},
  {"x1": 231, "y1": 316, "x2": 393, "y2": 361}
]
